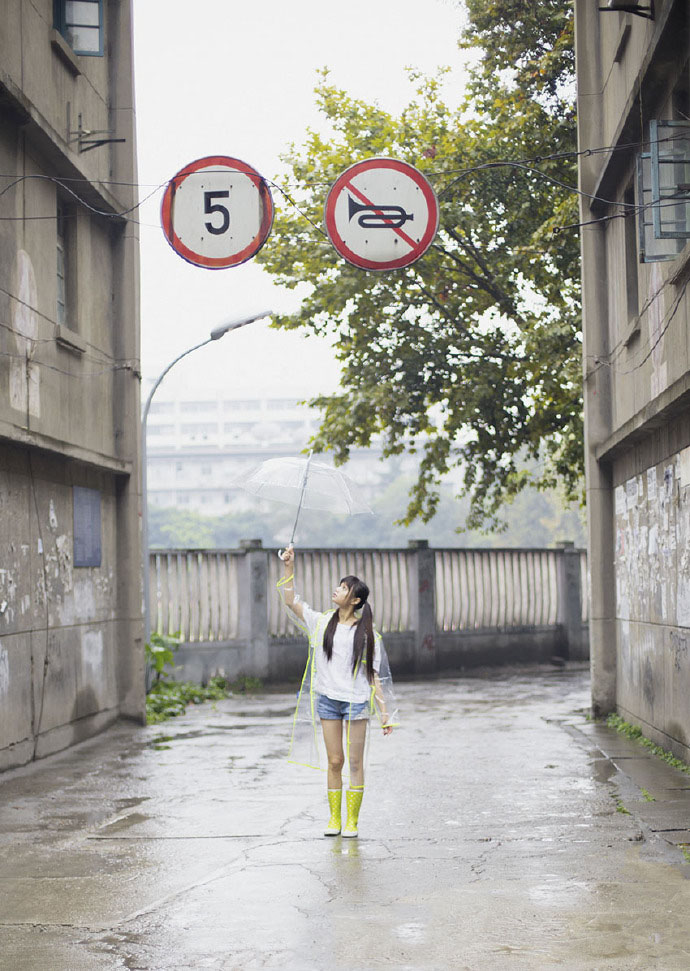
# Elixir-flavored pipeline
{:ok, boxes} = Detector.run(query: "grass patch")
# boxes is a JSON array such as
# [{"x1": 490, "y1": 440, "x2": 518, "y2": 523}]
[
  {"x1": 679, "y1": 844, "x2": 690, "y2": 864},
  {"x1": 606, "y1": 713, "x2": 690, "y2": 775},
  {"x1": 146, "y1": 675, "x2": 262, "y2": 725},
  {"x1": 615, "y1": 800, "x2": 631, "y2": 815},
  {"x1": 640, "y1": 788, "x2": 656, "y2": 802}
]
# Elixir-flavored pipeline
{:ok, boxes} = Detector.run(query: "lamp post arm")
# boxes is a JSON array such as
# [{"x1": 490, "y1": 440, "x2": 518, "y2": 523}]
[
  {"x1": 141, "y1": 336, "x2": 213, "y2": 430},
  {"x1": 141, "y1": 335, "x2": 212, "y2": 647},
  {"x1": 141, "y1": 309, "x2": 272, "y2": 655}
]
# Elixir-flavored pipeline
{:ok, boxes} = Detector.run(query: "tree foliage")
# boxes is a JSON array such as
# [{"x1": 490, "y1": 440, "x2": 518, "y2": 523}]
[{"x1": 257, "y1": 2, "x2": 581, "y2": 529}]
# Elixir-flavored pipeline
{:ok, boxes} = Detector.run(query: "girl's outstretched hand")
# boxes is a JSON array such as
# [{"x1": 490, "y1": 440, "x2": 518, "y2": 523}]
[{"x1": 281, "y1": 545, "x2": 295, "y2": 567}]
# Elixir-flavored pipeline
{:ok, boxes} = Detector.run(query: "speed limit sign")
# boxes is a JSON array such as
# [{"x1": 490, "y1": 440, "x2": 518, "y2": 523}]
[{"x1": 160, "y1": 156, "x2": 274, "y2": 269}]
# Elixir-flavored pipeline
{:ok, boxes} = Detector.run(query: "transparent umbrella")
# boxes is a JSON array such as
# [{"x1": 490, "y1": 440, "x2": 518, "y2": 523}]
[{"x1": 235, "y1": 451, "x2": 372, "y2": 548}]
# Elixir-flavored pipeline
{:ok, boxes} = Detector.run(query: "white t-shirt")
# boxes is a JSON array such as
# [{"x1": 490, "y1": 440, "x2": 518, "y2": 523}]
[{"x1": 301, "y1": 603, "x2": 381, "y2": 703}]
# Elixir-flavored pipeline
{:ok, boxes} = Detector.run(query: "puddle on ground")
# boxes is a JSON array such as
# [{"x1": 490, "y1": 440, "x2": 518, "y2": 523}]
[
  {"x1": 591, "y1": 757, "x2": 616, "y2": 784},
  {"x1": 115, "y1": 796, "x2": 151, "y2": 810},
  {"x1": 97, "y1": 812, "x2": 152, "y2": 835}
]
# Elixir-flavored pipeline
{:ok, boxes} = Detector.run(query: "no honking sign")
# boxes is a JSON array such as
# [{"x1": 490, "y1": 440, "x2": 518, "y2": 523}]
[{"x1": 324, "y1": 158, "x2": 439, "y2": 271}]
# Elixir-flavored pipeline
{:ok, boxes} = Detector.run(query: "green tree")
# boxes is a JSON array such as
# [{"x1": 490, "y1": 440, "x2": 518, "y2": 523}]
[
  {"x1": 148, "y1": 507, "x2": 215, "y2": 548},
  {"x1": 258, "y1": 2, "x2": 581, "y2": 530}
]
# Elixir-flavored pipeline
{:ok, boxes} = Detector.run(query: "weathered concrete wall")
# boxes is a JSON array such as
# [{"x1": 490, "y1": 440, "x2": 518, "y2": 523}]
[
  {"x1": 0, "y1": 446, "x2": 125, "y2": 769},
  {"x1": 612, "y1": 420, "x2": 690, "y2": 760},
  {"x1": 576, "y1": 0, "x2": 690, "y2": 756},
  {"x1": 0, "y1": 1, "x2": 144, "y2": 771}
]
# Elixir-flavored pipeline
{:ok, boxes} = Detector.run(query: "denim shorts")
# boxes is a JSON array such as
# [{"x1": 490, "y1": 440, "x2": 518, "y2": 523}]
[{"x1": 316, "y1": 693, "x2": 368, "y2": 720}]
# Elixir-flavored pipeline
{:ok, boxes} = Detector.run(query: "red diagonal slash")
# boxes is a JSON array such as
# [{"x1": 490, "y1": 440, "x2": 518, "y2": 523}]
[{"x1": 344, "y1": 181, "x2": 417, "y2": 249}]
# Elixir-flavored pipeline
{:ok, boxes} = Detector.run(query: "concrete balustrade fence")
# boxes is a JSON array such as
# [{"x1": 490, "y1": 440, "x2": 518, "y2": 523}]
[{"x1": 150, "y1": 540, "x2": 588, "y2": 684}]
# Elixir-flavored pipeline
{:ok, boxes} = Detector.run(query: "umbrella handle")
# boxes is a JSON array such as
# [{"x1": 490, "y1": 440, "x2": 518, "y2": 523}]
[{"x1": 287, "y1": 450, "x2": 312, "y2": 550}]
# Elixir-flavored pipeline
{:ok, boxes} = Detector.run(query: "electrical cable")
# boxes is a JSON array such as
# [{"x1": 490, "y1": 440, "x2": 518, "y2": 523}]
[
  {"x1": 0, "y1": 347, "x2": 137, "y2": 378},
  {"x1": 590, "y1": 277, "x2": 688, "y2": 377},
  {"x1": 27, "y1": 451, "x2": 50, "y2": 762},
  {"x1": 268, "y1": 181, "x2": 329, "y2": 239},
  {"x1": 1, "y1": 129, "x2": 688, "y2": 233},
  {"x1": 0, "y1": 173, "x2": 166, "y2": 219}
]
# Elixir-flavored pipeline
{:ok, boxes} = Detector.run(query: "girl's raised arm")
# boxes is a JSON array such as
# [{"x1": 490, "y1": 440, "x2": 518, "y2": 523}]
[{"x1": 280, "y1": 546, "x2": 304, "y2": 621}]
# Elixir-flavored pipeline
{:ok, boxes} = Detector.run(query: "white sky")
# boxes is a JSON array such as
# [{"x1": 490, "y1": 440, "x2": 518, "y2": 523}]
[{"x1": 132, "y1": 0, "x2": 469, "y2": 399}]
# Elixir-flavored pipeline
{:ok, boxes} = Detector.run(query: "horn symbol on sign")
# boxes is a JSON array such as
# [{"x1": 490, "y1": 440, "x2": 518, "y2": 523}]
[{"x1": 347, "y1": 195, "x2": 414, "y2": 229}]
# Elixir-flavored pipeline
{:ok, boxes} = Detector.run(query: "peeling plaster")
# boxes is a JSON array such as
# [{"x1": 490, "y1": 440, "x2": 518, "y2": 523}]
[
  {"x1": 0, "y1": 644, "x2": 8, "y2": 699},
  {"x1": 81, "y1": 629, "x2": 104, "y2": 689},
  {"x1": 54, "y1": 535, "x2": 73, "y2": 593},
  {"x1": 49, "y1": 500, "x2": 58, "y2": 530},
  {"x1": 9, "y1": 250, "x2": 40, "y2": 417}
]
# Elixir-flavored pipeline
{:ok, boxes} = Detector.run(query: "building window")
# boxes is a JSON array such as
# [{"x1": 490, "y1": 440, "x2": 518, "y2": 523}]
[
  {"x1": 649, "y1": 119, "x2": 690, "y2": 241},
  {"x1": 623, "y1": 183, "x2": 639, "y2": 320},
  {"x1": 149, "y1": 401, "x2": 175, "y2": 416},
  {"x1": 183, "y1": 401, "x2": 215, "y2": 413},
  {"x1": 56, "y1": 205, "x2": 67, "y2": 325},
  {"x1": 181, "y1": 422, "x2": 216, "y2": 436},
  {"x1": 223, "y1": 399, "x2": 256, "y2": 411},
  {"x1": 267, "y1": 398, "x2": 300, "y2": 410},
  {"x1": 56, "y1": 201, "x2": 78, "y2": 329},
  {"x1": 636, "y1": 152, "x2": 683, "y2": 262},
  {"x1": 54, "y1": 0, "x2": 104, "y2": 56}
]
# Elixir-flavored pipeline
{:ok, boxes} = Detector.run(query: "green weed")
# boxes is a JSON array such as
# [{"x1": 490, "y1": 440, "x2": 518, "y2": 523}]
[
  {"x1": 145, "y1": 675, "x2": 263, "y2": 725},
  {"x1": 606, "y1": 714, "x2": 690, "y2": 775}
]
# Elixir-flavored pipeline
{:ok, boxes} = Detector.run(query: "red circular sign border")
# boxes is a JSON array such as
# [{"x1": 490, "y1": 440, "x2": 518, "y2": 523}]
[
  {"x1": 324, "y1": 158, "x2": 439, "y2": 271},
  {"x1": 160, "y1": 156, "x2": 274, "y2": 269}
]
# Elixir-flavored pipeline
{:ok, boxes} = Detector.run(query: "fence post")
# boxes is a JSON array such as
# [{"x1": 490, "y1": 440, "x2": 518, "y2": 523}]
[
  {"x1": 236, "y1": 539, "x2": 269, "y2": 678},
  {"x1": 556, "y1": 540, "x2": 584, "y2": 661},
  {"x1": 407, "y1": 539, "x2": 437, "y2": 674}
]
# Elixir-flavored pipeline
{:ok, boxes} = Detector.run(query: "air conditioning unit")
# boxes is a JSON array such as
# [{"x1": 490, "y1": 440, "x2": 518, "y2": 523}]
[{"x1": 601, "y1": 0, "x2": 654, "y2": 17}]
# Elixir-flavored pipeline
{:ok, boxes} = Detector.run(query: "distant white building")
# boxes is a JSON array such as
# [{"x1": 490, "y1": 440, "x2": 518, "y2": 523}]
[{"x1": 145, "y1": 391, "x2": 411, "y2": 516}]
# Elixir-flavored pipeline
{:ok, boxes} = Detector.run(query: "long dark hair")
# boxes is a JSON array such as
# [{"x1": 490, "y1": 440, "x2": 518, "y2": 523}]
[{"x1": 322, "y1": 576, "x2": 375, "y2": 683}]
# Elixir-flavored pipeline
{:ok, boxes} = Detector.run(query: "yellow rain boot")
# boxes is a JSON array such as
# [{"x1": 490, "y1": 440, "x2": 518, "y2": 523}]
[
  {"x1": 325, "y1": 789, "x2": 342, "y2": 836},
  {"x1": 342, "y1": 786, "x2": 364, "y2": 838}
]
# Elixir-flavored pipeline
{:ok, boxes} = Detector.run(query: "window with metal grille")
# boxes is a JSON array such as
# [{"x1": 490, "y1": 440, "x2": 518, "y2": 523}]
[
  {"x1": 636, "y1": 146, "x2": 686, "y2": 263},
  {"x1": 54, "y1": 0, "x2": 104, "y2": 56},
  {"x1": 649, "y1": 120, "x2": 690, "y2": 240}
]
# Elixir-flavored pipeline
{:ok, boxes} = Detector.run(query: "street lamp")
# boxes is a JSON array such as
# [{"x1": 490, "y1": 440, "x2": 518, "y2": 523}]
[{"x1": 141, "y1": 310, "x2": 273, "y2": 646}]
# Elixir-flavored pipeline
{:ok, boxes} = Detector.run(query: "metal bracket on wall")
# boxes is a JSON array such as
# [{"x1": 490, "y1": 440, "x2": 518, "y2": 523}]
[
  {"x1": 69, "y1": 114, "x2": 126, "y2": 154},
  {"x1": 598, "y1": 1, "x2": 654, "y2": 18}
]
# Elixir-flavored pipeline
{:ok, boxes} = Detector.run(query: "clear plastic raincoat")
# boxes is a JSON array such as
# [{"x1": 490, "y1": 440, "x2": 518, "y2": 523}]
[{"x1": 278, "y1": 579, "x2": 399, "y2": 777}]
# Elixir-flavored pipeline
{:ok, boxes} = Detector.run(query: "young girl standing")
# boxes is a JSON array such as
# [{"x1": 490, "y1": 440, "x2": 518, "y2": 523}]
[{"x1": 279, "y1": 546, "x2": 395, "y2": 838}]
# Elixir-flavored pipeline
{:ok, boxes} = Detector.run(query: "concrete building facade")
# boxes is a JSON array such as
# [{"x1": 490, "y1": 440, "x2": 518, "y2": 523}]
[
  {"x1": 145, "y1": 389, "x2": 417, "y2": 517},
  {"x1": 576, "y1": 1, "x2": 690, "y2": 757},
  {"x1": 0, "y1": 0, "x2": 144, "y2": 770}
]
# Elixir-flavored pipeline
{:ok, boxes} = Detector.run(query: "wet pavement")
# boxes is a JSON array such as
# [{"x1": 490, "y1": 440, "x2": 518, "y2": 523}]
[{"x1": 1, "y1": 665, "x2": 690, "y2": 970}]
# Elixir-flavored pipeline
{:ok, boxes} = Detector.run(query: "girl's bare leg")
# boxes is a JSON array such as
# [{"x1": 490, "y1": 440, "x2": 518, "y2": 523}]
[
  {"x1": 321, "y1": 719, "x2": 345, "y2": 789},
  {"x1": 346, "y1": 719, "x2": 367, "y2": 788}
]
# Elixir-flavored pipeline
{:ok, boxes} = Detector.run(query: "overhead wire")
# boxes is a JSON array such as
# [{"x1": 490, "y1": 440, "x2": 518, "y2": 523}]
[
  {"x1": 589, "y1": 277, "x2": 689, "y2": 378},
  {"x1": 0, "y1": 130, "x2": 685, "y2": 385},
  {"x1": 0, "y1": 284, "x2": 139, "y2": 367},
  {"x1": 0, "y1": 129, "x2": 688, "y2": 235}
]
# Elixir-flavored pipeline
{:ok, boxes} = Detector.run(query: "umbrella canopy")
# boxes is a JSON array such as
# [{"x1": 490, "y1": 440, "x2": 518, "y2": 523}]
[{"x1": 236, "y1": 455, "x2": 372, "y2": 516}]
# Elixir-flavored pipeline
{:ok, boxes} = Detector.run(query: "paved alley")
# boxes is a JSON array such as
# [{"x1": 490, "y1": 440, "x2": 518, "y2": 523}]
[{"x1": 1, "y1": 666, "x2": 690, "y2": 970}]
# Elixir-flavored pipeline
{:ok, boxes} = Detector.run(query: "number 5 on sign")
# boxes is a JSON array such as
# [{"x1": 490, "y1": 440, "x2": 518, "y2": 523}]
[{"x1": 161, "y1": 156, "x2": 274, "y2": 269}]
